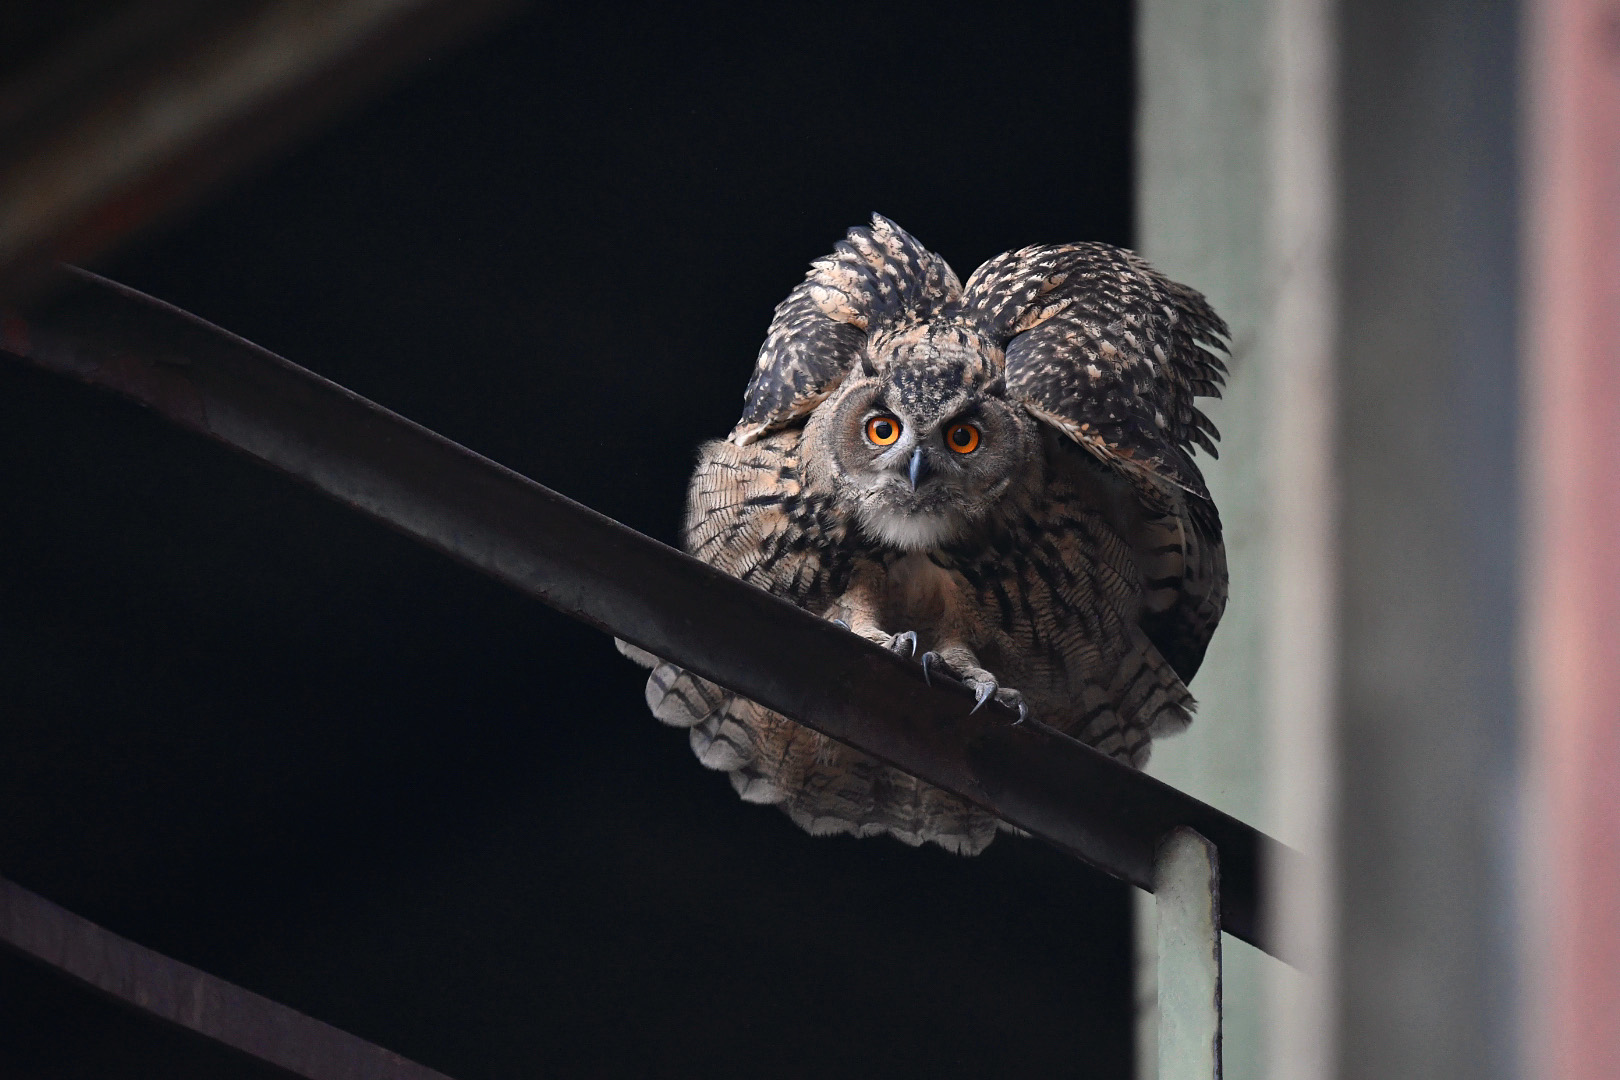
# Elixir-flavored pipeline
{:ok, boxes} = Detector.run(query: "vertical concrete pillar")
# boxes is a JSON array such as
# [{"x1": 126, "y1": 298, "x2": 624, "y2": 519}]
[
  {"x1": 1335, "y1": 2, "x2": 1521, "y2": 1077},
  {"x1": 1135, "y1": 3, "x2": 1337, "y2": 1078},
  {"x1": 1142, "y1": 2, "x2": 1527, "y2": 1078}
]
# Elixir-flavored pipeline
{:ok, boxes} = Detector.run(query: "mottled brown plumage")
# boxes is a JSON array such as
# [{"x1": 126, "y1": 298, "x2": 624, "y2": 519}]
[{"x1": 621, "y1": 215, "x2": 1230, "y2": 854}]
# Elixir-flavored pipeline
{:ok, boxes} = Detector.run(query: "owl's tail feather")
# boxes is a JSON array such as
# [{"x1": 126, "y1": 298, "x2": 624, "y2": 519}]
[{"x1": 616, "y1": 640, "x2": 1001, "y2": 855}]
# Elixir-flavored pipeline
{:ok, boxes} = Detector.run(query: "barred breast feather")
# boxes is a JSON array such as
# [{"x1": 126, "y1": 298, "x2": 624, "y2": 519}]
[
  {"x1": 621, "y1": 431, "x2": 1202, "y2": 855},
  {"x1": 621, "y1": 429, "x2": 1005, "y2": 854}
]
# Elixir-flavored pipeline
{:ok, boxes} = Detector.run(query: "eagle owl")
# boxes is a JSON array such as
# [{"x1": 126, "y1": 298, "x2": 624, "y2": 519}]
[{"x1": 622, "y1": 215, "x2": 1229, "y2": 855}]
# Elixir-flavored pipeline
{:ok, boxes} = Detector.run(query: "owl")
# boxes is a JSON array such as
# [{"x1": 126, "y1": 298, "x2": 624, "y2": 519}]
[{"x1": 621, "y1": 214, "x2": 1229, "y2": 855}]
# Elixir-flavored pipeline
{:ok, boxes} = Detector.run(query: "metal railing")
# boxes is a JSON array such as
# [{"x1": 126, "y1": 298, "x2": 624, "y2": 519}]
[
  {"x1": 0, "y1": 874, "x2": 453, "y2": 1080},
  {"x1": 0, "y1": 267, "x2": 1294, "y2": 1079}
]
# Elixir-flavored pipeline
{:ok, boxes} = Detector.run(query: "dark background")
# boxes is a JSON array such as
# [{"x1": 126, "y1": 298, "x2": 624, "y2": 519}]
[{"x1": 0, "y1": 4, "x2": 1138, "y2": 1077}]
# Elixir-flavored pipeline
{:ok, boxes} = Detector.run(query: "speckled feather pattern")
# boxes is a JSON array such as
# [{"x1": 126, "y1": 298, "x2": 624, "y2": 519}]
[{"x1": 622, "y1": 216, "x2": 1230, "y2": 855}]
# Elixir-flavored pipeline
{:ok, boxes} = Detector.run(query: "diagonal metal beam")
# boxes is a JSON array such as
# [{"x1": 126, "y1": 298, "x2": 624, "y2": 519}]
[
  {"x1": 0, "y1": 873, "x2": 456, "y2": 1080},
  {"x1": 0, "y1": 267, "x2": 1299, "y2": 959}
]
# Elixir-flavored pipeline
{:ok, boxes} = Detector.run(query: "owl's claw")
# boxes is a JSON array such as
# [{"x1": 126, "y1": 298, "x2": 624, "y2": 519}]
[
  {"x1": 922, "y1": 652, "x2": 1026, "y2": 724},
  {"x1": 889, "y1": 631, "x2": 919, "y2": 657},
  {"x1": 970, "y1": 681, "x2": 996, "y2": 713},
  {"x1": 976, "y1": 684, "x2": 1030, "y2": 725},
  {"x1": 967, "y1": 681, "x2": 1027, "y2": 725},
  {"x1": 830, "y1": 619, "x2": 850, "y2": 630}
]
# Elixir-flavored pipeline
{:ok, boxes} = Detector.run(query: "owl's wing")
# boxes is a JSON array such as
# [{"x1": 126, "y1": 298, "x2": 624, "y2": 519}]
[
  {"x1": 964, "y1": 244, "x2": 1230, "y2": 683},
  {"x1": 733, "y1": 214, "x2": 962, "y2": 445},
  {"x1": 962, "y1": 242, "x2": 1228, "y2": 502},
  {"x1": 1131, "y1": 474, "x2": 1229, "y2": 682}
]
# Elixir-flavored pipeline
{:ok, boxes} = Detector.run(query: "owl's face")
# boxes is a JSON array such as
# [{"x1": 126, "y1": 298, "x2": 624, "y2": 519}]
[{"x1": 803, "y1": 352, "x2": 1040, "y2": 552}]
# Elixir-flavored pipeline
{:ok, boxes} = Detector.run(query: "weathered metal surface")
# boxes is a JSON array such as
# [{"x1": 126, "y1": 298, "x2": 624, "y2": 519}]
[
  {"x1": 0, "y1": 0, "x2": 517, "y2": 302},
  {"x1": 0, "y1": 267, "x2": 1298, "y2": 958},
  {"x1": 0, "y1": 873, "x2": 455, "y2": 1079},
  {"x1": 1154, "y1": 828, "x2": 1222, "y2": 1079}
]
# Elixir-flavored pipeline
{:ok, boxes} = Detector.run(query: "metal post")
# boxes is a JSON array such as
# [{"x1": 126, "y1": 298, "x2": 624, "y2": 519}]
[{"x1": 1155, "y1": 827, "x2": 1222, "y2": 1080}]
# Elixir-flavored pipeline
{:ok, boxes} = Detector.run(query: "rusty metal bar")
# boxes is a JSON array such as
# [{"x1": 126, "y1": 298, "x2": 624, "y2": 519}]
[
  {"x1": 0, "y1": 873, "x2": 455, "y2": 1080},
  {"x1": 1154, "y1": 828, "x2": 1222, "y2": 1080},
  {"x1": 0, "y1": 267, "x2": 1298, "y2": 959},
  {"x1": 0, "y1": 0, "x2": 518, "y2": 302}
]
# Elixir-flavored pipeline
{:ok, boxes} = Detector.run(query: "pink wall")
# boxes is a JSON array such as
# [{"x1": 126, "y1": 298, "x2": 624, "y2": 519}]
[{"x1": 1527, "y1": 2, "x2": 1620, "y2": 1077}]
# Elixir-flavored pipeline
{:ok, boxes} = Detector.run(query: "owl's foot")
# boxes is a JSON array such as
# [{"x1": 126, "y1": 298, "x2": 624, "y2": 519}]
[
  {"x1": 976, "y1": 683, "x2": 1031, "y2": 725},
  {"x1": 830, "y1": 618, "x2": 919, "y2": 658},
  {"x1": 920, "y1": 651, "x2": 1030, "y2": 725}
]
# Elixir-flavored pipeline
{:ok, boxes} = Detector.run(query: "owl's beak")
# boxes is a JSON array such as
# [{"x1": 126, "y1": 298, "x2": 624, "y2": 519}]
[{"x1": 907, "y1": 447, "x2": 931, "y2": 491}]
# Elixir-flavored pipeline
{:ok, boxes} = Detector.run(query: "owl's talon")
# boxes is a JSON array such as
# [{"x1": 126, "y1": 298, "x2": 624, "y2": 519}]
[
  {"x1": 830, "y1": 619, "x2": 850, "y2": 630},
  {"x1": 970, "y1": 681, "x2": 997, "y2": 714},
  {"x1": 998, "y1": 688, "x2": 1031, "y2": 725},
  {"x1": 918, "y1": 650, "x2": 1022, "y2": 722},
  {"x1": 971, "y1": 682, "x2": 1028, "y2": 725},
  {"x1": 889, "y1": 630, "x2": 919, "y2": 657}
]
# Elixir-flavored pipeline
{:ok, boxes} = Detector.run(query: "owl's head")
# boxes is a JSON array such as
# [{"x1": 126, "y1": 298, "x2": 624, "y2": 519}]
[{"x1": 802, "y1": 327, "x2": 1040, "y2": 551}]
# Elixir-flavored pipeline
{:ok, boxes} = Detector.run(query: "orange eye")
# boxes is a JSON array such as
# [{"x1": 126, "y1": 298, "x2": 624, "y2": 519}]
[
  {"x1": 946, "y1": 423, "x2": 981, "y2": 453},
  {"x1": 866, "y1": 415, "x2": 901, "y2": 446}
]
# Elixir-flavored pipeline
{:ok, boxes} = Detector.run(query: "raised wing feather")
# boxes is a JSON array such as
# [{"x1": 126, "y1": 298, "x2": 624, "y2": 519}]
[
  {"x1": 962, "y1": 243, "x2": 1228, "y2": 501},
  {"x1": 734, "y1": 214, "x2": 961, "y2": 444}
]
